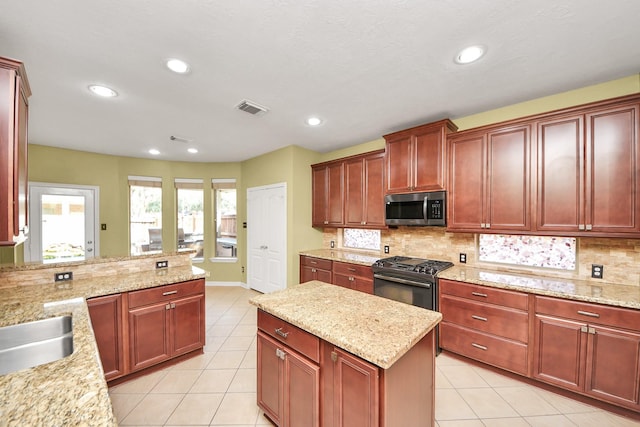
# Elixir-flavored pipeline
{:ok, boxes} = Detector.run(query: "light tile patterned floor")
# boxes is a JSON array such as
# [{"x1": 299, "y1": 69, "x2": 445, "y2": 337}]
[{"x1": 109, "y1": 285, "x2": 640, "y2": 426}]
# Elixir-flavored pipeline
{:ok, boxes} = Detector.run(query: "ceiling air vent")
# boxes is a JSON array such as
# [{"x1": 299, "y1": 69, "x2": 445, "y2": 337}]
[{"x1": 236, "y1": 99, "x2": 269, "y2": 116}]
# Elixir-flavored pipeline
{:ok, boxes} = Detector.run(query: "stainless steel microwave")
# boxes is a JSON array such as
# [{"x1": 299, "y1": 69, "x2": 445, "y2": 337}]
[{"x1": 385, "y1": 191, "x2": 446, "y2": 226}]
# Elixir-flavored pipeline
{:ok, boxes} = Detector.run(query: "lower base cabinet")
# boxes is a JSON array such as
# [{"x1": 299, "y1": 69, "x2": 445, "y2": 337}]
[
  {"x1": 88, "y1": 279, "x2": 206, "y2": 382},
  {"x1": 257, "y1": 309, "x2": 436, "y2": 427},
  {"x1": 87, "y1": 293, "x2": 125, "y2": 381}
]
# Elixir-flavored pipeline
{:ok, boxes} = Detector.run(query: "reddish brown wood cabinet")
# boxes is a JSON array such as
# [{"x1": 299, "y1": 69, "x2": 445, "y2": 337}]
[
  {"x1": 0, "y1": 57, "x2": 30, "y2": 245},
  {"x1": 384, "y1": 119, "x2": 457, "y2": 194},
  {"x1": 344, "y1": 150, "x2": 385, "y2": 228},
  {"x1": 536, "y1": 102, "x2": 640, "y2": 236},
  {"x1": 257, "y1": 310, "x2": 321, "y2": 427},
  {"x1": 312, "y1": 162, "x2": 345, "y2": 227},
  {"x1": 439, "y1": 279, "x2": 530, "y2": 375},
  {"x1": 87, "y1": 294, "x2": 125, "y2": 381},
  {"x1": 332, "y1": 261, "x2": 374, "y2": 294},
  {"x1": 300, "y1": 255, "x2": 332, "y2": 283},
  {"x1": 533, "y1": 295, "x2": 640, "y2": 411},
  {"x1": 128, "y1": 279, "x2": 205, "y2": 372},
  {"x1": 447, "y1": 124, "x2": 531, "y2": 233},
  {"x1": 312, "y1": 150, "x2": 386, "y2": 229}
]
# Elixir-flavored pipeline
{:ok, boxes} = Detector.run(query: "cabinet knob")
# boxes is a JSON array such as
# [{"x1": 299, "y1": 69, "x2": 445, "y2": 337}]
[
  {"x1": 586, "y1": 224, "x2": 593, "y2": 231},
  {"x1": 578, "y1": 224, "x2": 585, "y2": 230},
  {"x1": 165, "y1": 304, "x2": 171, "y2": 310}
]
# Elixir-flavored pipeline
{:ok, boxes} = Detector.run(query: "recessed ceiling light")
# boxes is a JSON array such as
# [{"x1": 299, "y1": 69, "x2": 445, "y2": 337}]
[
  {"x1": 306, "y1": 117, "x2": 323, "y2": 126},
  {"x1": 166, "y1": 58, "x2": 190, "y2": 74},
  {"x1": 88, "y1": 84, "x2": 118, "y2": 97},
  {"x1": 455, "y1": 45, "x2": 486, "y2": 64},
  {"x1": 149, "y1": 149, "x2": 160, "y2": 155},
  {"x1": 187, "y1": 148, "x2": 198, "y2": 154}
]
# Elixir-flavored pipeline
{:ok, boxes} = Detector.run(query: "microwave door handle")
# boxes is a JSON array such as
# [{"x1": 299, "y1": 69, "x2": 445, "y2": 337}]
[{"x1": 423, "y1": 195, "x2": 428, "y2": 221}]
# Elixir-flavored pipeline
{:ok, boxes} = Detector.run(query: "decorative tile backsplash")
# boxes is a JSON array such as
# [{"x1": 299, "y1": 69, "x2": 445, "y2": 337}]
[
  {"x1": 323, "y1": 227, "x2": 640, "y2": 286},
  {"x1": 343, "y1": 229, "x2": 381, "y2": 251},
  {"x1": 478, "y1": 234, "x2": 576, "y2": 270}
]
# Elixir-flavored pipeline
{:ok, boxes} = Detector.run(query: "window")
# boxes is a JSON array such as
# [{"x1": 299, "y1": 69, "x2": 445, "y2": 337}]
[
  {"x1": 129, "y1": 176, "x2": 162, "y2": 255},
  {"x1": 212, "y1": 179, "x2": 237, "y2": 258},
  {"x1": 176, "y1": 179, "x2": 204, "y2": 262}
]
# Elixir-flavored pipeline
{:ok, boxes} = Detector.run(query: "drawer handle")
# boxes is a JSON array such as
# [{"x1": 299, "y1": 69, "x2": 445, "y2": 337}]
[
  {"x1": 471, "y1": 292, "x2": 488, "y2": 298},
  {"x1": 577, "y1": 310, "x2": 600, "y2": 318},
  {"x1": 348, "y1": 268, "x2": 356, "y2": 272},
  {"x1": 275, "y1": 327, "x2": 289, "y2": 339},
  {"x1": 471, "y1": 343, "x2": 488, "y2": 351},
  {"x1": 162, "y1": 290, "x2": 178, "y2": 296},
  {"x1": 471, "y1": 315, "x2": 488, "y2": 322},
  {"x1": 310, "y1": 260, "x2": 318, "y2": 264}
]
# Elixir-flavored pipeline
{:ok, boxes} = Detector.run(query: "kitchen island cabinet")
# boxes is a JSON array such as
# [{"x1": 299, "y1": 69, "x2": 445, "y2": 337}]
[{"x1": 251, "y1": 281, "x2": 441, "y2": 427}]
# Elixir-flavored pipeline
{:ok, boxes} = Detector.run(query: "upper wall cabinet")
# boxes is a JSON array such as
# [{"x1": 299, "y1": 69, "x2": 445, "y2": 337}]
[
  {"x1": 0, "y1": 57, "x2": 31, "y2": 246},
  {"x1": 312, "y1": 150, "x2": 386, "y2": 229},
  {"x1": 384, "y1": 119, "x2": 458, "y2": 194},
  {"x1": 536, "y1": 101, "x2": 640, "y2": 236},
  {"x1": 448, "y1": 124, "x2": 531, "y2": 233}
]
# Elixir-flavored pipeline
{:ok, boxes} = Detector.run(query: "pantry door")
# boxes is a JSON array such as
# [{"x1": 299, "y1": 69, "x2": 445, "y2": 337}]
[
  {"x1": 26, "y1": 183, "x2": 99, "y2": 263},
  {"x1": 247, "y1": 183, "x2": 286, "y2": 294}
]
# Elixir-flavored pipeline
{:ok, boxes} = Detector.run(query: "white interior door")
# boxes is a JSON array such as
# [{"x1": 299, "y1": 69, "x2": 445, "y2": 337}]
[
  {"x1": 26, "y1": 183, "x2": 99, "y2": 263},
  {"x1": 247, "y1": 183, "x2": 287, "y2": 293}
]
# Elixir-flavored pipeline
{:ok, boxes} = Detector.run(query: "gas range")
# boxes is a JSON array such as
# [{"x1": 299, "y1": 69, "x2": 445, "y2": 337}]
[{"x1": 372, "y1": 256, "x2": 453, "y2": 279}]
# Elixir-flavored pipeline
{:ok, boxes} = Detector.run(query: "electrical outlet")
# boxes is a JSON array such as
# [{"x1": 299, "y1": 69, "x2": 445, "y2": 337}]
[
  {"x1": 101, "y1": 223, "x2": 107, "y2": 230},
  {"x1": 591, "y1": 264, "x2": 603, "y2": 279},
  {"x1": 242, "y1": 266, "x2": 245, "y2": 273},
  {"x1": 54, "y1": 272, "x2": 73, "y2": 282},
  {"x1": 459, "y1": 253, "x2": 467, "y2": 263},
  {"x1": 330, "y1": 240, "x2": 335, "y2": 248},
  {"x1": 156, "y1": 260, "x2": 168, "y2": 269},
  {"x1": 384, "y1": 245, "x2": 390, "y2": 254}
]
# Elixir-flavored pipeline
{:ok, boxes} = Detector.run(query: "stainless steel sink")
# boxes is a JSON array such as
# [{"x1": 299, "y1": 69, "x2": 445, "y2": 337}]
[{"x1": 0, "y1": 315, "x2": 74, "y2": 375}]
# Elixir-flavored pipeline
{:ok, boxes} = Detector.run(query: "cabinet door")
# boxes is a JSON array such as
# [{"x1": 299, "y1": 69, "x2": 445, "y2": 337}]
[
  {"x1": 87, "y1": 294, "x2": 125, "y2": 381},
  {"x1": 362, "y1": 153, "x2": 385, "y2": 227},
  {"x1": 533, "y1": 314, "x2": 587, "y2": 392},
  {"x1": 585, "y1": 325, "x2": 640, "y2": 409},
  {"x1": 414, "y1": 125, "x2": 446, "y2": 191},
  {"x1": 448, "y1": 133, "x2": 485, "y2": 230},
  {"x1": 284, "y1": 348, "x2": 320, "y2": 427},
  {"x1": 385, "y1": 135, "x2": 413, "y2": 193},
  {"x1": 312, "y1": 166, "x2": 328, "y2": 226},
  {"x1": 332, "y1": 347, "x2": 379, "y2": 427},
  {"x1": 536, "y1": 115, "x2": 584, "y2": 232},
  {"x1": 585, "y1": 104, "x2": 640, "y2": 234},
  {"x1": 129, "y1": 302, "x2": 171, "y2": 371},
  {"x1": 352, "y1": 277, "x2": 373, "y2": 295},
  {"x1": 14, "y1": 74, "x2": 28, "y2": 238},
  {"x1": 316, "y1": 268, "x2": 332, "y2": 283},
  {"x1": 300, "y1": 265, "x2": 316, "y2": 283},
  {"x1": 345, "y1": 158, "x2": 365, "y2": 227},
  {"x1": 332, "y1": 273, "x2": 353, "y2": 290},
  {"x1": 171, "y1": 293, "x2": 205, "y2": 356},
  {"x1": 257, "y1": 332, "x2": 283, "y2": 425},
  {"x1": 327, "y1": 163, "x2": 345, "y2": 226},
  {"x1": 485, "y1": 125, "x2": 531, "y2": 231}
]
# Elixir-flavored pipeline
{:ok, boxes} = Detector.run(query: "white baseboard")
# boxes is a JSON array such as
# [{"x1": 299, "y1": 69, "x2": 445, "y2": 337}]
[{"x1": 205, "y1": 281, "x2": 248, "y2": 289}]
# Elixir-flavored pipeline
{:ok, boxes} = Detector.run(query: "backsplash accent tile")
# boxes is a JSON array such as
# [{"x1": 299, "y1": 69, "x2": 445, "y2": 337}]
[
  {"x1": 343, "y1": 229, "x2": 380, "y2": 250},
  {"x1": 478, "y1": 234, "x2": 576, "y2": 270}
]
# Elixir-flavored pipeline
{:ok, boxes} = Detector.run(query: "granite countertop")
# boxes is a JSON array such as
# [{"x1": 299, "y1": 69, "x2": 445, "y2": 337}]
[
  {"x1": 439, "y1": 266, "x2": 640, "y2": 310},
  {"x1": 0, "y1": 265, "x2": 205, "y2": 427},
  {"x1": 249, "y1": 280, "x2": 442, "y2": 369},
  {"x1": 299, "y1": 249, "x2": 381, "y2": 266}
]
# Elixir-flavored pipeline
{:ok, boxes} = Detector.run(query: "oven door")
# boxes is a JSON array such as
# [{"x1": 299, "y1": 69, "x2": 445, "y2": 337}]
[{"x1": 373, "y1": 273, "x2": 435, "y2": 311}]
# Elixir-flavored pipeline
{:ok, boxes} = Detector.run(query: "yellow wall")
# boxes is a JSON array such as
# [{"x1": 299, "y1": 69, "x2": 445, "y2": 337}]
[{"x1": 12, "y1": 73, "x2": 640, "y2": 284}]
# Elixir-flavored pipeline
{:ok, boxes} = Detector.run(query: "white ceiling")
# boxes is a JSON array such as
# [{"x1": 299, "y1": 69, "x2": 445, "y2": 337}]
[{"x1": 1, "y1": 1, "x2": 639, "y2": 162}]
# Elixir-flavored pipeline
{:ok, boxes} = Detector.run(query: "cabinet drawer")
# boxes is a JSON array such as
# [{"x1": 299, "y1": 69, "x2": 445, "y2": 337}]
[
  {"x1": 332, "y1": 261, "x2": 372, "y2": 279},
  {"x1": 439, "y1": 279, "x2": 528, "y2": 311},
  {"x1": 258, "y1": 310, "x2": 320, "y2": 363},
  {"x1": 440, "y1": 294, "x2": 528, "y2": 343},
  {"x1": 440, "y1": 322, "x2": 528, "y2": 376},
  {"x1": 129, "y1": 279, "x2": 205, "y2": 309},
  {"x1": 535, "y1": 296, "x2": 640, "y2": 330},
  {"x1": 301, "y1": 256, "x2": 332, "y2": 271}
]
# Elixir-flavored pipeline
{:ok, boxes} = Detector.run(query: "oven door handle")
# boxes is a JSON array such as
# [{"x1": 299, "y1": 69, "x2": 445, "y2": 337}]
[{"x1": 373, "y1": 274, "x2": 431, "y2": 289}]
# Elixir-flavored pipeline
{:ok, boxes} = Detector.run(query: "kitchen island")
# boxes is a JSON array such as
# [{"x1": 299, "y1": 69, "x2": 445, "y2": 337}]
[{"x1": 250, "y1": 280, "x2": 442, "y2": 427}]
